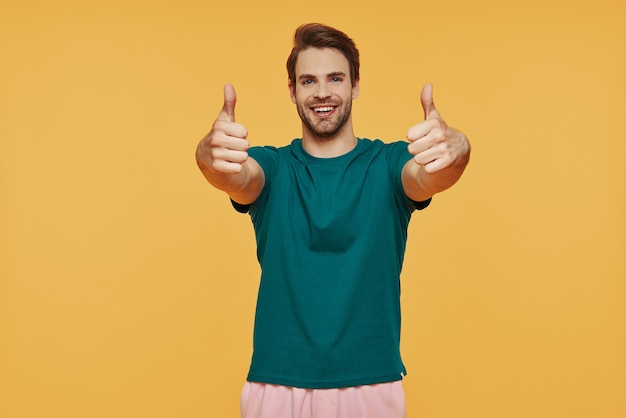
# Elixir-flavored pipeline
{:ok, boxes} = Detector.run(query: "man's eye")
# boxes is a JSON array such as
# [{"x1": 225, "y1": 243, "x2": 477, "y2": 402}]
[
  {"x1": 331, "y1": 77, "x2": 342, "y2": 83},
  {"x1": 302, "y1": 79, "x2": 314, "y2": 85}
]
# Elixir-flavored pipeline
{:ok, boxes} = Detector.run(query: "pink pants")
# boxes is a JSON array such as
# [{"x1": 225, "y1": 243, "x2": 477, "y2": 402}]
[{"x1": 240, "y1": 381, "x2": 406, "y2": 418}]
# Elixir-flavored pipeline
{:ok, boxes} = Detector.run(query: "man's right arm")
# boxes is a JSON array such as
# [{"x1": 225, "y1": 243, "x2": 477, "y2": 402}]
[{"x1": 195, "y1": 84, "x2": 265, "y2": 205}]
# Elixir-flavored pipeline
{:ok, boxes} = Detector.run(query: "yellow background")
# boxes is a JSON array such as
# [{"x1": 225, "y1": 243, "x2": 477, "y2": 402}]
[{"x1": 1, "y1": 0, "x2": 625, "y2": 417}]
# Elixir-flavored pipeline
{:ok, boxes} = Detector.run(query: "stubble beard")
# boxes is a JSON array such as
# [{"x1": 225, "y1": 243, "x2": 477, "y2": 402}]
[{"x1": 297, "y1": 98, "x2": 352, "y2": 139}]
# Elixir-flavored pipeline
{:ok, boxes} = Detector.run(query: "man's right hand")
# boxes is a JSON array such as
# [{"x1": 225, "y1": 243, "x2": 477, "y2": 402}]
[{"x1": 196, "y1": 84, "x2": 250, "y2": 174}]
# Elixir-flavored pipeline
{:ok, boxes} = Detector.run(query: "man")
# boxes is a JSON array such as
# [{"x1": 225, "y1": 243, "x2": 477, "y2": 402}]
[{"x1": 196, "y1": 23, "x2": 470, "y2": 418}]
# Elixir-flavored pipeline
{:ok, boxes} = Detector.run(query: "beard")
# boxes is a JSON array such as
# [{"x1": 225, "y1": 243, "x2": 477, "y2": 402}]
[{"x1": 296, "y1": 98, "x2": 352, "y2": 138}]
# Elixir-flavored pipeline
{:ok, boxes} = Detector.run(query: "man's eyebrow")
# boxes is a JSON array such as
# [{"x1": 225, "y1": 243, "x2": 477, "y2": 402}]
[
  {"x1": 297, "y1": 74, "x2": 317, "y2": 81},
  {"x1": 297, "y1": 71, "x2": 347, "y2": 80}
]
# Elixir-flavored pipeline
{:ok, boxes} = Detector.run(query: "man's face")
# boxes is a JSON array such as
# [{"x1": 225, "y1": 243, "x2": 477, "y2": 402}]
[{"x1": 289, "y1": 47, "x2": 360, "y2": 139}]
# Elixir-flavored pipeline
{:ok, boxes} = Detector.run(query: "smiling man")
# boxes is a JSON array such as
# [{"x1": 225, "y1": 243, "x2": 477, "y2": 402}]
[{"x1": 196, "y1": 23, "x2": 471, "y2": 418}]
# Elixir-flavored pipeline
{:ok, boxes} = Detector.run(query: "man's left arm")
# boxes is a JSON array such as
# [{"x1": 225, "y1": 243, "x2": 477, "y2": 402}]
[{"x1": 401, "y1": 84, "x2": 471, "y2": 202}]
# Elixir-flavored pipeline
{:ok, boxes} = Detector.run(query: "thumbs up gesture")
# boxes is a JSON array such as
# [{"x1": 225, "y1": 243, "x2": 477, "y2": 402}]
[
  {"x1": 196, "y1": 84, "x2": 250, "y2": 174},
  {"x1": 406, "y1": 84, "x2": 470, "y2": 174}
]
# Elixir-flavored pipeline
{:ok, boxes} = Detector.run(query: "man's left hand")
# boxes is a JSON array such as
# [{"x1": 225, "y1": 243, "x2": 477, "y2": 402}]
[{"x1": 406, "y1": 84, "x2": 470, "y2": 173}]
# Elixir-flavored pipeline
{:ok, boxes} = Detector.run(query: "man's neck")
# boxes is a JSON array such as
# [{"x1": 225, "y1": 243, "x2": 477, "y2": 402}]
[{"x1": 300, "y1": 123, "x2": 357, "y2": 158}]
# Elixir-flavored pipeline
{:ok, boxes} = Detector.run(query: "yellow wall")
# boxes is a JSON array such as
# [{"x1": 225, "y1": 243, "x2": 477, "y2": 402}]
[{"x1": 1, "y1": 0, "x2": 625, "y2": 417}]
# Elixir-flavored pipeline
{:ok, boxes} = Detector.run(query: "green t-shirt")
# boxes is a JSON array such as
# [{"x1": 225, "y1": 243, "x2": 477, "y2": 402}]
[{"x1": 234, "y1": 138, "x2": 430, "y2": 389}]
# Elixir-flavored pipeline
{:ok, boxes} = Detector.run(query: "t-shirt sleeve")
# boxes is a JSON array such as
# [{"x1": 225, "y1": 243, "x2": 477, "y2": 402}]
[
  {"x1": 231, "y1": 199, "x2": 252, "y2": 213},
  {"x1": 410, "y1": 197, "x2": 431, "y2": 210}
]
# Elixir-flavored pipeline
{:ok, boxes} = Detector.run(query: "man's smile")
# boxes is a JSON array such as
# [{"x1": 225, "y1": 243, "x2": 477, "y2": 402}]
[{"x1": 311, "y1": 105, "x2": 337, "y2": 117}]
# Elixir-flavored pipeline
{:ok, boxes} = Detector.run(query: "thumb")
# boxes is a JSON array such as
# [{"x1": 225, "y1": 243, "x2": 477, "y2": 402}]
[
  {"x1": 420, "y1": 83, "x2": 438, "y2": 120},
  {"x1": 218, "y1": 83, "x2": 237, "y2": 122}
]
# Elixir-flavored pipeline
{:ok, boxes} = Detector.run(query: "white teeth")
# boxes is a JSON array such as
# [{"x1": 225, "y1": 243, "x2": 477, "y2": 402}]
[{"x1": 314, "y1": 107, "x2": 333, "y2": 113}]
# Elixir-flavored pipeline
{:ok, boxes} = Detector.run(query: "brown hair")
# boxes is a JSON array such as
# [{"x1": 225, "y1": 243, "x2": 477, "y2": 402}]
[{"x1": 286, "y1": 23, "x2": 360, "y2": 87}]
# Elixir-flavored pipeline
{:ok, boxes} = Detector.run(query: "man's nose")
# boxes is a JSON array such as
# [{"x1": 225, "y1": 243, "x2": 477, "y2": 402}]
[{"x1": 314, "y1": 81, "x2": 331, "y2": 99}]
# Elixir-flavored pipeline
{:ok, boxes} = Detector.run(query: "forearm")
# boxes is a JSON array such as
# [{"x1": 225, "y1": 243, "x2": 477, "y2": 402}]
[
  {"x1": 420, "y1": 158, "x2": 469, "y2": 195},
  {"x1": 402, "y1": 141, "x2": 471, "y2": 201},
  {"x1": 196, "y1": 153, "x2": 264, "y2": 205}
]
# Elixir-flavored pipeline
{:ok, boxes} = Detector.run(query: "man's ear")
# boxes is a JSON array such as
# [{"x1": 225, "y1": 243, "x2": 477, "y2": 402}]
[
  {"x1": 352, "y1": 78, "x2": 360, "y2": 100},
  {"x1": 288, "y1": 81, "x2": 296, "y2": 104}
]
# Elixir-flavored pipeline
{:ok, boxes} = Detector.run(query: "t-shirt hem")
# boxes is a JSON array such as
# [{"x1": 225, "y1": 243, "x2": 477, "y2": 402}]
[{"x1": 246, "y1": 372, "x2": 405, "y2": 390}]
